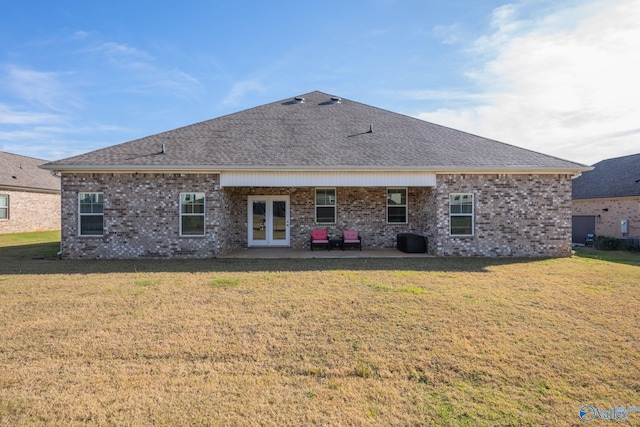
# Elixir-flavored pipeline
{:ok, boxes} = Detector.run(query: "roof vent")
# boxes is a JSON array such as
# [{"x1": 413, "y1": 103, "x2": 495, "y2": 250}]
[
  {"x1": 330, "y1": 96, "x2": 341, "y2": 104},
  {"x1": 294, "y1": 96, "x2": 305, "y2": 103}
]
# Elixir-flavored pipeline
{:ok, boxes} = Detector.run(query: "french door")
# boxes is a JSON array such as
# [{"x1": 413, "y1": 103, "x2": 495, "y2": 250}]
[{"x1": 248, "y1": 196, "x2": 290, "y2": 247}]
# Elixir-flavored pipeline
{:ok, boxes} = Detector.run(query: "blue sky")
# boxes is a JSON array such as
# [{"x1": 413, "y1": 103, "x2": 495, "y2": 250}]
[{"x1": 1, "y1": 0, "x2": 638, "y2": 165}]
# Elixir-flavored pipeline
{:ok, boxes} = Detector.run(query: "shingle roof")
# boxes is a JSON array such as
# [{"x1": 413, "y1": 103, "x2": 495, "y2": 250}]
[
  {"x1": 572, "y1": 153, "x2": 640, "y2": 199},
  {"x1": 0, "y1": 151, "x2": 60, "y2": 193},
  {"x1": 43, "y1": 91, "x2": 587, "y2": 172}
]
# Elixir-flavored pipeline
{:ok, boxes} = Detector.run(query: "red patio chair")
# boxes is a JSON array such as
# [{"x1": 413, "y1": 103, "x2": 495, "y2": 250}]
[
  {"x1": 342, "y1": 230, "x2": 361, "y2": 251},
  {"x1": 310, "y1": 229, "x2": 330, "y2": 251}
]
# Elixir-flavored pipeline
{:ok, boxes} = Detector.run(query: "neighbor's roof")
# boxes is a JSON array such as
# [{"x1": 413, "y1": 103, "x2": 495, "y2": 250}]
[
  {"x1": 43, "y1": 91, "x2": 588, "y2": 173},
  {"x1": 0, "y1": 151, "x2": 60, "y2": 193},
  {"x1": 572, "y1": 153, "x2": 640, "y2": 199}
]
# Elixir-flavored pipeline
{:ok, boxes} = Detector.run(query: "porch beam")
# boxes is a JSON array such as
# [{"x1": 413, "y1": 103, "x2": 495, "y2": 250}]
[{"x1": 220, "y1": 171, "x2": 437, "y2": 187}]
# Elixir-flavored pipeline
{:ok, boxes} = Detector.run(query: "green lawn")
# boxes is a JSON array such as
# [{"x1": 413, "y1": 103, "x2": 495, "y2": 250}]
[
  {"x1": 0, "y1": 232, "x2": 639, "y2": 426},
  {"x1": 573, "y1": 246, "x2": 640, "y2": 267},
  {"x1": 0, "y1": 230, "x2": 60, "y2": 261}
]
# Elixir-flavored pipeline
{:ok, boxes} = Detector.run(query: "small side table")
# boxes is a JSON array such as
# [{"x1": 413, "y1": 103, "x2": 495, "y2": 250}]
[{"x1": 329, "y1": 238, "x2": 343, "y2": 250}]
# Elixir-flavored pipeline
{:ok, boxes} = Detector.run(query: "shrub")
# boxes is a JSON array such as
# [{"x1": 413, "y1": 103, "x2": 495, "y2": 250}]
[
  {"x1": 594, "y1": 236, "x2": 619, "y2": 251},
  {"x1": 593, "y1": 236, "x2": 639, "y2": 252},
  {"x1": 618, "y1": 238, "x2": 640, "y2": 252}
]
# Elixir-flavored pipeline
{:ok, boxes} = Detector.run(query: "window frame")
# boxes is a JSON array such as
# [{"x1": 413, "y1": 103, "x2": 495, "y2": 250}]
[
  {"x1": 449, "y1": 193, "x2": 474, "y2": 236},
  {"x1": 180, "y1": 192, "x2": 206, "y2": 237},
  {"x1": 78, "y1": 192, "x2": 104, "y2": 236},
  {"x1": 315, "y1": 188, "x2": 336, "y2": 224},
  {"x1": 386, "y1": 187, "x2": 408, "y2": 224},
  {"x1": 0, "y1": 194, "x2": 8, "y2": 220}
]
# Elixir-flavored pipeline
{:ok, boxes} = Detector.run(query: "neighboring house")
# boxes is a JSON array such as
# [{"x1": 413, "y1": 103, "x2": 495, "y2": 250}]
[
  {"x1": 41, "y1": 91, "x2": 588, "y2": 259},
  {"x1": 572, "y1": 153, "x2": 640, "y2": 244},
  {"x1": 0, "y1": 151, "x2": 61, "y2": 234}
]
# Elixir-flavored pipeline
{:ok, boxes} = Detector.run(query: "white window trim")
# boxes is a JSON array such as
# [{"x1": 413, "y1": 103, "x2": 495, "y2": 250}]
[
  {"x1": 386, "y1": 187, "x2": 408, "y2": 224},
  {"x1": 78, "y1": 192, "x2": 104, "y2": 237},
  {"x1": 315, "y1": 187, "x2": 336, "y2": 224},
  {"x1": 180, "y1": 192, "x2": 206, "y2": 237},
  {"x1": 449, "y1": 193, "x2": 474, "y2": 237},
  {"x1": 0, "y1": 194, "x2": 8, "y2": 220}
]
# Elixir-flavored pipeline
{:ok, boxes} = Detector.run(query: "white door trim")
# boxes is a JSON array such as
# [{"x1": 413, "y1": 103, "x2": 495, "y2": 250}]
[{"x1": 247, "y1": 196, "x2": 290, "y2": 247}]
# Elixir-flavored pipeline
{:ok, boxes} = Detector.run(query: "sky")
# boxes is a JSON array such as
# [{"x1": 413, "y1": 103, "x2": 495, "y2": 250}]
[{"x1": 1, "y1": 0, "x2": 638, "y2": 166}]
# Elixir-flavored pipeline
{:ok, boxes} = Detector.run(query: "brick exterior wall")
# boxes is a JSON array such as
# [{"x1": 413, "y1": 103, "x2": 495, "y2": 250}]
[
  {"x1": 60, "y1": 173, "x2": 224, "y2": 259},
  {"x1": 434, "y1": 174, "x2": 573, "y2": 257},
  {"x1": 59, "y1": 172, "x2": 573, "y2": 258},
  {"x1": 573, "y1": 197, "x2": 640, "y2": 239},
  {"x1": 0, "y1": 189, "x2": 60, "y2": 234}
]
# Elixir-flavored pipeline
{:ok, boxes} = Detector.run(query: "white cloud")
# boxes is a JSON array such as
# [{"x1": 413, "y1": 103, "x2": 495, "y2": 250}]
[
  {"x1": 403, "y1": 89, "x2": 492, "y2": 102},
  {"x1": 96, "y1": 42, "x2": 154, "y2": 68},
  {"x1": 100, "y1": 42, "x2": 145, "y2": 56},
  {"x1": 0, "y1": 103, "x2": 61, "y2": 125},
  {"x1": 87, "y1": 41, "x2": 201, "y2": 96},
  {"x1": 3, "y1": 66, "x2": 80, "y2": 111},
  {"x1": 473, "y1": 4, "x2": 525, "y2": 53},
  {"x1": 432, "y1": 23, "x2": 463, "y2": 45},
  {"x1": 222, "y1": 80, "x2": 266, "y2": 106},
  {"x1": 73, "y1": 31, "x2": 90, "y2": 40},
  {"x1": 0, "y1": 140, "x2": 87, "y2": 161},
  {"x1": 0, "y1": 120, "x2": 130, "y2": 160},
  {"x1": 417, "y1": 0, "x2": 640, "y2": 165}
]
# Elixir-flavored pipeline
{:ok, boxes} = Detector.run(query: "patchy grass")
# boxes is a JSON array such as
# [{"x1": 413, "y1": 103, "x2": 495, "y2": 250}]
[
  {"x1": 209, "y1": 276, "x2": 242, "y2": 288},
  {"x1": 0, "y1": 235, "x2": 639, "y2": 425}
]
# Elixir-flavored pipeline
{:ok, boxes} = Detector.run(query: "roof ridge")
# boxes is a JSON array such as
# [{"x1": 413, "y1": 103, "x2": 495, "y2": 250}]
[
  {"x1": 592, "y1": 152, "x2": 640, "y2": 165},
  {"x1": 0, "y1": 150, "x2": 50, "y2": 163}
]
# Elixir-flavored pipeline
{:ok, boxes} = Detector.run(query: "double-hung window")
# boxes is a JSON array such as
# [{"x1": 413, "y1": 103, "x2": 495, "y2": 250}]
[
  {"x1": 450, "y1": 193, "x2": 474, "y2": 236},
  {"x1": 0, "y1": 195, "x2": 8, "y2": 219},
  {"x1": 315, "y1": 188, "x2": 336, "y2": 223},
  {"x1": 387, "y1": 188, "x2": 407, "y2": 223},
  {"x1": 79, "y1": 193, "x2": 104, "y2": 236},
  {"x1": 180, "y1": 193, "x2": 205, "y2": 236}
]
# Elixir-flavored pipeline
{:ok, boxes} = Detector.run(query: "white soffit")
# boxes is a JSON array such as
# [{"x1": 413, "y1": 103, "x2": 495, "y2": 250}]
[{"x1": 220, "y1": 171, "x2": 437, "y2": 187}]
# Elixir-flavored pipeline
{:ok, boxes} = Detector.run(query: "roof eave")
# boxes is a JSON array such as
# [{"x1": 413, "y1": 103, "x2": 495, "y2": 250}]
[
  {"x1": 573, "y1": 193, "x2": 640, "y2": 201},
  {"x1": 0, "y1": 184, "x2": 60, "y2": 194},
  {"x1": 39, "y1": 164, "x2": 224, "y2": 174},
  {"x1": 41, "y1": 163, "x2": 591, "y2": 175}
]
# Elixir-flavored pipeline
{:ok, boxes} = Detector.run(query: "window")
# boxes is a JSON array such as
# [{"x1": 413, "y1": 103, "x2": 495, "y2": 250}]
[
  {"x1": 180, "y1": 193, "x2": 205, "y2": 236},
  {"x1": 450, "y1": 193, "x2": 474, "y2": 236},
  {"x1": 387, "y1": 188, "x2": 407, "y2": 223},
  {"x1": 315, "y1": 188, "x2": 336, "y2": 223},
  {"x1": 0, "y1": 195, "x2": 8, "y2": 220},
  {"x1": 79, "y1": 193, "x2": 104, "y2": 236}
]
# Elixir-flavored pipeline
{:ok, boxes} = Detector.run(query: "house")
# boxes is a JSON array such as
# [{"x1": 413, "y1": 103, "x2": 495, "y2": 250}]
[
  {"x1": 0, "y1": 151, "x2": 61, "y2": 234},
  {"x1": 41, "y1": 91, "x2": 588, "y2": 259},
  {"x1": 572, "y1": 153, "x2": 640, "y2": 244}
]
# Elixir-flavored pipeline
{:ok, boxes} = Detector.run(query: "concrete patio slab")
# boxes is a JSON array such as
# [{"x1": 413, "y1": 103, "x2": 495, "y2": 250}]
[{"x1": 219, "y1": 248, "x2": 432, "y2": 259}]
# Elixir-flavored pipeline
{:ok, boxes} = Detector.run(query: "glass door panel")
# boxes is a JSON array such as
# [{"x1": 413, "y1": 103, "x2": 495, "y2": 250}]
[
  {"x1": 272, "y1": 200, "x2": 287, "y2": 241},
  {"x1": 252, "y1": 201, "x2": 266, "y2": 242}
]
